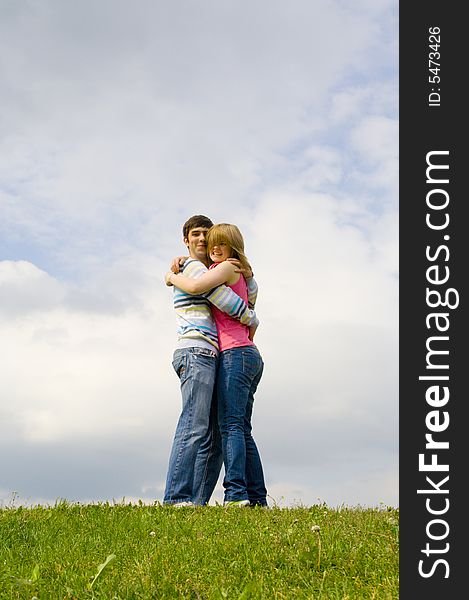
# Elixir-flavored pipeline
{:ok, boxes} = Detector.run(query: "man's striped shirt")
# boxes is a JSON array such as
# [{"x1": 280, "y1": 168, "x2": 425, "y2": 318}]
[{"x1": 173, "y1": 259, "x2": 259, "y2": 352}]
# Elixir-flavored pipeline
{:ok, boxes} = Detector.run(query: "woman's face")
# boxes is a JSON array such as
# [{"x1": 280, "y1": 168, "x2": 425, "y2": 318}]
[{"x1": 209, "y1": 242, "x2": 231, "y2": 263}]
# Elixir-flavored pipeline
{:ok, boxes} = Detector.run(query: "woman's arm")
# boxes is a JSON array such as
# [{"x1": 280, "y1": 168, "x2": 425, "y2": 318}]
[{"x1": 166, "y1": 261, "x2": 235, "y2": 294}]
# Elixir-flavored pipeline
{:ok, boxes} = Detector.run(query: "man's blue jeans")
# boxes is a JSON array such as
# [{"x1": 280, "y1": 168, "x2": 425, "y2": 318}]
[
  {"x1": 217, "y1": 345, "x2": 267, "y2": 506},
  {"x1": 163, "y1": 347, "x2": 223, "y2": 505}
]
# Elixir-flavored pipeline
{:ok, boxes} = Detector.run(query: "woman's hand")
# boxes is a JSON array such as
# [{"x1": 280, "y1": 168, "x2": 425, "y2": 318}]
[
  {"x1": 165, "y1": 271, "x2": 174, "y2": 286},
  {"x1": 171, "y1": 256, "x2": 189, "y2": 273}
]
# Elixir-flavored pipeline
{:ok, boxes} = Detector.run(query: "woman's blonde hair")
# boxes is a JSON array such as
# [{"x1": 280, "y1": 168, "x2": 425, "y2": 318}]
[{"x1": 206, "y1": 223, "x2": 251, "y2": 272}]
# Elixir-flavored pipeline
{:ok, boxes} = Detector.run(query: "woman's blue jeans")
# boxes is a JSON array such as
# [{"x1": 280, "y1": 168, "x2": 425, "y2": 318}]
[{"x1": 217, "y1": 345, "x2": 267, "y2": 506}]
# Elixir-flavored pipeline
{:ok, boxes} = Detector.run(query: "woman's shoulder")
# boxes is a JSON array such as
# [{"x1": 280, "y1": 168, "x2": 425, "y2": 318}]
[{"x1": 210, "y1": 261, "x2": 240, "y2": 285}]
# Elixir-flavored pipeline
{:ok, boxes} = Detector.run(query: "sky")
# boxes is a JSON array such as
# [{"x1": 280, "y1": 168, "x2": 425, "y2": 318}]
[{"x1": 0, "y1": 0, "x2": 398, "y2": 509}]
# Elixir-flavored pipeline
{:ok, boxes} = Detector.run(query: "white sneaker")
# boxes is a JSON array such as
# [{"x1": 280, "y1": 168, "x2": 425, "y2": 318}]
[
  {"x1": 224, "y1": 499, "x2": 250, "y2": 508},
  {"x1": 173, "y1": 501, "x2": 195, "y2": 508}
]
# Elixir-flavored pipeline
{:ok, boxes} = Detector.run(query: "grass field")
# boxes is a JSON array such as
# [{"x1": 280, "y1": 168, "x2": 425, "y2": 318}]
[{"x1": 0, "y1": 500, "x2": 399, "y2": 599}]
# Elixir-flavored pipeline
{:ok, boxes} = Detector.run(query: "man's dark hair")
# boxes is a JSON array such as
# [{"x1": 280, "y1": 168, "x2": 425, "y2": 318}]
[{"x1": 182, "y1": 215, "x2": 213, "y2": 240}]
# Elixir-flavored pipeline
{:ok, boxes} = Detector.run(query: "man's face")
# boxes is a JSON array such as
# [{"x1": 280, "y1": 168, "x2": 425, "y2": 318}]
[{"x1": 185, "y1": 227, "x2": 209, "y2": 263}]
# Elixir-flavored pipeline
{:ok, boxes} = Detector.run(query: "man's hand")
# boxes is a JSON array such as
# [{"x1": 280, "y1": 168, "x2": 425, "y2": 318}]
[
  {"x1": 248, "y1": 322, "x2": 258, "y2": 341},
  {"x1": 165, "y1": 271, "x2": 174, "y2": 286},
  {"x1": 227, "y1": 258, "x2": 253, "y2": 279},
  {"x1": 170, "y1": 256, "x2": 189, "y2": 274}
]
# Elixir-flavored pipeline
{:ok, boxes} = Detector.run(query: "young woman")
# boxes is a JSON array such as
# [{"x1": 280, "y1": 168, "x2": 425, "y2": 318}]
[{"x1": 165, "y1": 223, "x2": 267, "y2": 507}]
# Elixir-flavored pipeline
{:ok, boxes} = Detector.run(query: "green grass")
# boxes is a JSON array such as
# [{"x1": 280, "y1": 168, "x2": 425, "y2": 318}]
[{"x1": 0, "y1": 500, "x2": 399, "y2": 599}]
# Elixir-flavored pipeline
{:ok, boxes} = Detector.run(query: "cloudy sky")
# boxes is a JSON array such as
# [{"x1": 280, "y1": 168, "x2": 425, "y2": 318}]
[{"x1": 0, "y1": 0, "x2": 398, "y2": 508}]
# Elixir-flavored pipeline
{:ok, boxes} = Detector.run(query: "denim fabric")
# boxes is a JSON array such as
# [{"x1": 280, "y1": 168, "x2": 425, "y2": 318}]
[
  {"x1": 163, "y1": 347, "x2": 223, "y2": 505},
  {"x1": 217, "y1": 346, "x2": 267, "y2": 505}
]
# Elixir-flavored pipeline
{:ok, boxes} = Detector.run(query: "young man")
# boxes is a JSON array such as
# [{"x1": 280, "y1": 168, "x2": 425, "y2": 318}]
[{"x1": 163, "y1": 215, "x2": 259, "y2": 506}]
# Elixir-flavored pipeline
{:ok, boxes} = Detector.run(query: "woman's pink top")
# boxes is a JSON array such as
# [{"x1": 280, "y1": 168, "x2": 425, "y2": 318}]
[{"x1": 209, "y1": 264, "x2": 255, "y2": 351}]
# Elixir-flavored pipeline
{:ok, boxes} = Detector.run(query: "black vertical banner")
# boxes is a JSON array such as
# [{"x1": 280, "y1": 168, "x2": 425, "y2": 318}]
[{"x1": 400, "y1": 3, "x2": 465, "y2": 598}]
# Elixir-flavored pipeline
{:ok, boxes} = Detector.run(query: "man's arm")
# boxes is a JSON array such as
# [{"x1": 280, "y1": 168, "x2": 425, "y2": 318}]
[
  {"x1": 170, "y1": 256, "x2": 189, "y2": 273},
  {"x1": 246, "y1": 277, "x2": 258, "y2": 309},
  {"x1": 205, "y1": 284, "x2": 259, "y2": 327},
  {"x1": 176, "y1": 259, "x2": 259, "y2": 327}
]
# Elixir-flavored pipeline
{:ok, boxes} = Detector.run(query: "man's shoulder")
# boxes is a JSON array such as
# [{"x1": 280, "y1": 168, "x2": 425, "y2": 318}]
[{"x1": 181, "y1": 258, "x2": 208, "y2": 277}]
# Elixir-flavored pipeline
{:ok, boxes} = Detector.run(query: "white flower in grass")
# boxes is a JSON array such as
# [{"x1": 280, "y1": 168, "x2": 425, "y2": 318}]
[{"x1": 311, "y1": 525, "x2": 321, "y2": 532}]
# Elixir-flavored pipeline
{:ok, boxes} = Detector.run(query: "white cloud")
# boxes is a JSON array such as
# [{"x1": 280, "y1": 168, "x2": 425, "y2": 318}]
[
  {"x1": 0, "y1": 0, "x2": 398, "y2": 507},
  {"x1": 350, "y1": 116, "x2": 398, "y2": 164},
  {"x1": 0, "y1": 257, "x2": 178, "y2": 448},
  {"x1": 0, "y1": 180, "x2": 398, "y2": 507},
  {"x1": 0, "y1": 261, "x2": 65, "y2": 316},
  {"x1": 0, "y1": 0, "x2": 395, "y2": 265},
  {"x1": 329, "y1": 81, "x2": 398, "y2": 125}
]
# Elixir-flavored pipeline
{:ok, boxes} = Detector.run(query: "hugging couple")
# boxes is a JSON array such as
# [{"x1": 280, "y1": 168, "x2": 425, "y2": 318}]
[{"x1": 163, "y1": 214, "x2": 267, "y2": 508}]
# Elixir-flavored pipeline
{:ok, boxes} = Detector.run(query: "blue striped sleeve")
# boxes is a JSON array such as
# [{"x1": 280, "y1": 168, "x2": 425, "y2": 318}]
[
  {"x1": 206, "y1": 284, "x2": 259, "y2": 327},
  {"x1": 246, "y1": 277, "x2": 258, "y2": 309}
]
